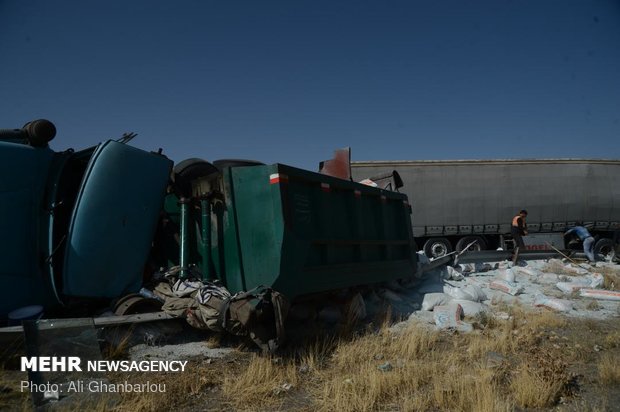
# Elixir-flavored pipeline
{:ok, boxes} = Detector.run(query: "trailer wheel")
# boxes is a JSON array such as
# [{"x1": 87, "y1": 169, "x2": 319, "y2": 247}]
[
  {"x1": 594, "y1": 238, "x2": 615, "y2": 260},
  {"x1": 213, "y1": 159, "x2": 265, "y2": 170},
  {"x1": 455, "y1": 236, "x2": 487, "y2": 253},
  {"x1": 423, "y1": 237, "x2": 452, "y2": 259},
  {"x1": 113, "y1": 294, "x2": 163, "y2": 315},
  {"x1": 173, "y1": 158, "x2": 220, "y2": 197}
]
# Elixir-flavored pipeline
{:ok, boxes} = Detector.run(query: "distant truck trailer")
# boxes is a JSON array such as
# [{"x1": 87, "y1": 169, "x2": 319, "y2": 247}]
[{"x1": 351, "y1": 159, "x2": 620, "y2": 259}]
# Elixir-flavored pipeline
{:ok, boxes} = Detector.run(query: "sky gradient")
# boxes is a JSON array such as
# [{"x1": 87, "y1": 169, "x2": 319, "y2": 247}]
[{"x1": 1, "y1": 1, "x2": 619, "y2": 170}]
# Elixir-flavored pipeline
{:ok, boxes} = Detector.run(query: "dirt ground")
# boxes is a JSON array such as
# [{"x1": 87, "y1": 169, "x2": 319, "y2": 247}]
[
  {"x1": 1, "y1": 308, "x2": 619, "y2": 411},
  {"x1": 1, "y1": 259, "x2": 619, "y2": 411}
]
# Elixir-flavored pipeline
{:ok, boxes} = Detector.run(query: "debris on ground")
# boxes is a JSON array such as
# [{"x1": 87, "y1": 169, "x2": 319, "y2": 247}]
[
  {"x1": 433, "y1": 303, "x2": 473, "y2": 332},
  {"x1": 579, "y1": 288, "x2": 620, "y2": 301},
  {"x1": 129, "y1": 341, "x2": 234, "y2": 361},
  {"x1": 377, "y1": 362, "x2": 393, "y2": 372},
  {"x1": 489, "y1": 279, "x2": 524, "y2": 296},
  {"x1": 364, "y1": 254, "x2": 620, "y2": 332},
  {"x1": 534, "y1": 294, "x2": 574, "y2": 312},
  {"x1": 556, "y1": 273, "x2": 604, "y2": 294},
  {"x1": 2, "y1": 253, "x2": 619, "y2": 412}
]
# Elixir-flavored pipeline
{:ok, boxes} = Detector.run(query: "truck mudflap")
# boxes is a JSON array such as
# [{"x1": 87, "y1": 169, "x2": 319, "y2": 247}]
[{"x1": 61, "y1": 140, "x2": 172, "y2": 298}]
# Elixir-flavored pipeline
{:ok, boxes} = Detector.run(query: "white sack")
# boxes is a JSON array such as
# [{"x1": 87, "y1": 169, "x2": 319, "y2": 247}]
[
  {"x1": 497, "y1": 269, "x2": 515, "y2": 282},
  {"x1": 444, "y1": 284, "x2": 487, "y2": 302},
  {"x1": 433, "y1": 303, "x2": 473, "y2": 332},
  {"x1": 442, "y1": 266, "x2": 464, "y2": 281},
  {"x1": 451, "y1": 299, "x2": 488, "y2": 317},
  {"x1": 512, "y1": 267, "x2": 539, "y2": 278},
  {"x1": 556, "y1": 273, "x2": 604, "y2": 294},
  {"x1": 534, "y1": 295, "x2": 573, "y2": 312},
  {"x1": 489, "y1": 280, "x2": 524, "y2": 296},
  {"x1": 459, "y1": 263, "x2": 476, "y2": 273},
  {"x1": 579, "y1": 289, "x2": 620, "y2": 301},
  {"x1": 421, "y1": 293, "x2": 452, "y2": 311}
]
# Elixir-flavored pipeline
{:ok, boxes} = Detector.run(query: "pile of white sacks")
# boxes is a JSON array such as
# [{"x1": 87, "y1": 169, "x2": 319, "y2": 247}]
[{"x1": 390, "y1": 252, "x2": 620, "y2": 332}]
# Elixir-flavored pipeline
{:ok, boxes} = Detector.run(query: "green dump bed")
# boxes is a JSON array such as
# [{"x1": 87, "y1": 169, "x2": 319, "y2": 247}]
[{"x1": 190, "y1": 164, "x2": 417, "y2": 299}]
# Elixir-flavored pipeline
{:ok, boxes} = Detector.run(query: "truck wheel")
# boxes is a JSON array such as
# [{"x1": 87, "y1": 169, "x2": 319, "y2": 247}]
[
  {"x1": 213, "y1": 159, "x2": 264, "y2": 170},
  {"x1": 423, "y1": 237, "x2": 453, "y2": 259},
  {"x1": 173, "y1": 158, "x2": 220, "y2": 197},
  {"x1": 594, "y1": 238, "x2": 615, "y2": 260},
  {"x1": 455, "y1": 236, "x2": 487, "y2": 253}
]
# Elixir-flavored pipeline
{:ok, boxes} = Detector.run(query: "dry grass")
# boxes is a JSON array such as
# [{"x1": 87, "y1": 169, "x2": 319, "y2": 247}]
[
  {"x1": 53, "y1": 394, "x2": 120, "y2": 412},
  {"x1": 0, "y1": 370, "x2": 30, "y2": 412},
  {"x1": 542, "y1": 259, "x2": 588, "y2": 276},
  {"x1": 604, "y1": 331, "x2": 620, "y2": 348},
  {"x1": 108, "y1": 361, "x2": 220, "y2": 412},
  {"x1": 317, "y1": 347, "x2": 505, "y2": 411},
  {"x1": 137, "y1": 306, "x2": 572, "y2": 412},
  {"x1": 102, "y1": 327, "x2": 134, "y2": 360},
  {"x1": 599, "y1": 267, "x2": 620, "y2": 291},
  {"x1": 316, "y1": 325, "x2": 440, "y2": 411},
  {"x1": 221, "y1": 355, "x2": 299, "y2": 409},
  {"x1": 511, "y1": 364, "x2": 564, "y2": 408},
  {"x1": 3, "y1": 305, "x2": 618, "y2": 411},
  {"x1": 205, "y1": 334, "x2": 223, "y2": 349},
  {"x1": 598, "y1": 353, "x2": 620, "y2": 385},
  {"x1": 511, "y1": 348, "x2": 569, "y2": 408},
  {"x1": 542, "y1": 259, "x2": 620, "y2": 291},
  {"x1": 309, "y1": 308, "x2": 574, "y2": 412}
]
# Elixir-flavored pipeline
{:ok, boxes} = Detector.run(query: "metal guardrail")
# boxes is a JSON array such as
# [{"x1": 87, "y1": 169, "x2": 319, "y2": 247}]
[
  {"x1": 0, "y1": 311, "x2": 174, "y2": 334},
  {"x1": 454, "y1": 249, "x2": 570, "y2": 264}
]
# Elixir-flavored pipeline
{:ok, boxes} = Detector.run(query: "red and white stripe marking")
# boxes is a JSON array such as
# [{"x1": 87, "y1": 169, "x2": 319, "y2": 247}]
[{"x1": 269, "y1": 173, "x2": 289, "y2": 184}]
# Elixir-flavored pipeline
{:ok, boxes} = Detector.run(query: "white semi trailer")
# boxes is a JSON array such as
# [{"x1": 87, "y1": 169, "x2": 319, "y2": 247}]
[{"x1": 351, "y1": 159, "x2": 620, "y2": 259}]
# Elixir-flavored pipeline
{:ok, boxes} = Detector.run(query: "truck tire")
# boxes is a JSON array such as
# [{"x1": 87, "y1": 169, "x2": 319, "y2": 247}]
[
  {"x1": 594, "y1": 238, "x2": 615, "y2": 260},
  {"x1": 173, "y1": 158, "x2": 220, "y2": 197},
  {"x1": 423, "y1": 237, "x2": 452, "y2": 259},
  {"x1": 213, "y1": 159, "x2": 264, "y2": 170},
  {"x1": 455, "y1": 236, "x2": 487, "y2": 253}
]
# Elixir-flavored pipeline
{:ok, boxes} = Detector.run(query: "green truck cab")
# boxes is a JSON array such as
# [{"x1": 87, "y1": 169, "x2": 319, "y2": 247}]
[{"x1": 0, "y1": 121, "x2": 172, "y2": 319}]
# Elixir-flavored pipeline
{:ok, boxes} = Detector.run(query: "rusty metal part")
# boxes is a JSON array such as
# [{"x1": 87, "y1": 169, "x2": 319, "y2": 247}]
[
  {"x1": 319, "y1": 147, "x2": 352, "y2": 180},
  {"x1": 113, "y1": 294, "x2": 163, "y2": 316},
  {"x1": 454, "y1": 249, "x2": 568, "y2": 264},
  {"x1": 417, "y1": 254, "x2": 454, "y2": 274},
  {"x1": 0, "y1": 312, "x2": 175, "y2": 339}
]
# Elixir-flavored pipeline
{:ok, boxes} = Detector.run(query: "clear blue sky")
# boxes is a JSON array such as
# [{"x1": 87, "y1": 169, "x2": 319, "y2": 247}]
[{"x1": 1, "y1": 1, "x2": 619, "y2": 170}]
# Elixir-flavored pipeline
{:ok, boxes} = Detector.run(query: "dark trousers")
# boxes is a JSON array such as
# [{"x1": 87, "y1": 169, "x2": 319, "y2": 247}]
[{"x1": 511, "y1": 228, "x2": 525, "y2": 248}]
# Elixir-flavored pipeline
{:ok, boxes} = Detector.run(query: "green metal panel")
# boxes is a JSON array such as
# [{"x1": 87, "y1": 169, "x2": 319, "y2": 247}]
[
  {"x1": 163, "y1": 162, "x2": 417, "y2": 300},
  {"x1": 217, "y1": 168, "x2": 250, "y2": 292},
  {"x1": 228, "y1": 165, "x2": 285, "y2": 292},
  {"x1": 0, "y1": 141, "x2": 56, "y2": 316},
  {"x1": 220, "y1": 164, "x2": 417, "y2": 299}
]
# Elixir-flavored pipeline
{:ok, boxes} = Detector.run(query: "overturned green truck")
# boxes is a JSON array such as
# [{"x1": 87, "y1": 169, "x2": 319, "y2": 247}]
[
  {"x1": 0, "y1": 120, "x2": 417, "y2": 321},
  {"x1": 0, "y1": 120, "x2": 172, "y2": 319}
]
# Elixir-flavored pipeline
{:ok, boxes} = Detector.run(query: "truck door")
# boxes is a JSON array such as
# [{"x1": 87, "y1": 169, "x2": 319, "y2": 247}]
[{"x1": 61, "y1": 140, "x2": 172, "y2": 298}]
